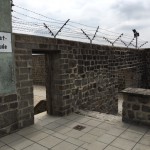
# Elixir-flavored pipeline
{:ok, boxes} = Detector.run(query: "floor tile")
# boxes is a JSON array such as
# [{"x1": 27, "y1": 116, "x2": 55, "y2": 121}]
[
  {"x1": 84, "y1": 120, "x2": 101, "y2": 127},
  {"x1": 41, "y1": 127, "x2": 55, "y2": 135},
  {"x1": 88, "y1": 141, "x2": 107, "y2": 150},
  {"x1": 0, "y1": 145, "x2": 14, "y2": 150},
  {"x1": 66, "y1": 137, "x2": 84, "y2": 146},
  {"x1": 114, "y1": 121, "x2": 130, "y2": 129},
  {"x1": 65, "y1": 129, "x2": 85, "y2": 138},
  {"x1": 54, "y1": 126, "x2": 72, "y2": 134},
  {"x1": 127, "y1": 125, "x2": 148, "y2": 134},
  {"x1": 17, "y1": 127, "x2": 38, "y2": 136},
  {"x1": 139, "y1": 135, "x2": 150, "y2": 146},
  {"x1": 74, "y1": 117, "x2": 90, "y2": 124},
  {"x1": 0, "y1": 141, "x2": 5, "y2": 147},
  {"x1": 51, "y1": 141, "x2": 78, "y2": 150},
  {"x1": 55, "y1": 118, "x2": 71, "y2": 125},
  {"x1": 64, "y1": 121, "x2": 82, "y2": 128},
  {"x1": 23, "y1": 143, "x2": 48, "y2": 150},
  {"x1": 132, "y1": 143, "x2": 150, "y2": 150},
  {"x1": 31, "y1": 124, "x2": 43, "y2": 130},
  {"x1": 44, "y1": 122, "x2": 61, "y2": 130},
  {"x1": 64, "y1": 114, "x2": 80, "y2": 120},
  {"x1": 36, "y1": 118, "x2": 54, "y2": 126},
  {"x1": 25, "y1": 131, "x2": 49, "y2": 142},
  {"x1": 146, "y1": 130, "x2": 150, "y2": 136},
  {"x1": 97, "y1": 133, "x2": 116, "y2": 144},
  {"x1": 104, "y1": 145, "x2": 122, "y2": 150},
  {"x1": 76, "y1": 148, "x2": 86, "y2": 150},
  {"x1": 0, "y1": 133, "x2": 22, "y2": 144},
  {"x1": 38, "y1": 135, "x2": 62, "y2": 149},
  {"x1": 97, "y1": 122, "x2": 114, "y2": 131},
  {"x1": 8, "y1": 137, "x2": 34, "y2": 150},
  {"x1": 81, "y1": 125, "x2": 93, "y2": 133},
  {"x1": 89, "y1": 128, "x2": 106, "y2": 136},
  {"x1": 111, "y1": 137, "x2": 136, "y2": 150},
  {"x1": 107, "y1": 127, "x2": 125, "y2": 136},
  {"x1": 79, "y1": 133, "x2": 97, "y2": 143},
  {"x1": 81, "y1": 143, "x2": 90, "y2": 149},
  {"x1": 120, "y1": 131, "x2": 143, "y2": 142},
  {"x1": 52, "y1": 132, "x2": 68, "y2": 140}
]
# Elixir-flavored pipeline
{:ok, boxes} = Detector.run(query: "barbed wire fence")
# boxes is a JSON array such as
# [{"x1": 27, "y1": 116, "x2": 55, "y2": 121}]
[{"x1": 11, "y1": 2, "x2": 148, "y2": 49}]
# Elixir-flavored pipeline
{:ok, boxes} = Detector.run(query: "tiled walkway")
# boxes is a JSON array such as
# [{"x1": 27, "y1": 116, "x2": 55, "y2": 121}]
[{"x1": 0, "y1": 112, "x2": 150, "y2": 150}]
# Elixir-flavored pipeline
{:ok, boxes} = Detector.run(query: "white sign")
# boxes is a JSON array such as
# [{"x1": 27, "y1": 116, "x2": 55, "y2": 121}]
[{"x1": 0, "y1": 32, "x2": 12, "y2": 52}]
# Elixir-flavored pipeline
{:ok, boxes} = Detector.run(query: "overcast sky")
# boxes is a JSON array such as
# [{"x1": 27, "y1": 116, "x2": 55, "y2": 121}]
[{"x1": 13, "y1": 0, "x2": 150, "y2": 48}]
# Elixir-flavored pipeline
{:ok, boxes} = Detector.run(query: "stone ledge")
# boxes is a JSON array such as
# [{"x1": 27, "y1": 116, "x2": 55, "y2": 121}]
[
  {"x1": 122, "y1": 88, "x2": 150, "y2": 126},
  {"x1": 121, "y1": 88, "x2": 150, "y2": 96}
]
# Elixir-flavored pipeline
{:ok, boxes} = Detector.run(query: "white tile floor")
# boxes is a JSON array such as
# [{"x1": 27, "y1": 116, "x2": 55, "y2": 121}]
[{"x1": 0, "y1": 112, "x2": 150, "y2": 150}]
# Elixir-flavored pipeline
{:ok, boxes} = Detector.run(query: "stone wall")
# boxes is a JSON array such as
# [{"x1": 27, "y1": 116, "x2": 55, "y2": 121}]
[
  {"x1": 13, "y1": 34, "x2": 147, "y2": 115},
  {"x1": 0, "y1": 34, "x2": 34, "y2": 137},
  {"x1": 0, "y1": 33, "x2": 148, "y2": 137},
  {"x1": 32, "y1": 55, "x2": 46, "y2": 85},
  {"x1": 146, "y1": 49, "x2": 150, "y2": 88},
  {"x1": 122, "y1": 88, "x2": 150, "y2": 126},
  {"x1": 0, "y1": 94, "x2": 18, "y2": 137},
  {"x1": 60, "y1": 45, "x2": 146, "y2": 115},
  {"x1": 15, "y1": 45, "x2": 34, "y2": 129}
]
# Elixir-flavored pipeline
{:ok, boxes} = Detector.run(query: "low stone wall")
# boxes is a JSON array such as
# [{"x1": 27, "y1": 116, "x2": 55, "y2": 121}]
[{"x1": 122, "y1": 88, "x2": 150, "y2": 125}]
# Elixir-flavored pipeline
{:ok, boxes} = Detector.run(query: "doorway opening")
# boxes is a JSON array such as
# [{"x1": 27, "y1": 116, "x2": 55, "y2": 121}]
[{"x1": 32, "y1": 54, "x2": 47, "y2": 115}]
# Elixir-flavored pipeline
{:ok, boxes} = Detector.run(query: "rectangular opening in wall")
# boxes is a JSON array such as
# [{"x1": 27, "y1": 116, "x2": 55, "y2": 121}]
[{"x1": 32, "y1": 54, "x2": 47, "y2": 115}]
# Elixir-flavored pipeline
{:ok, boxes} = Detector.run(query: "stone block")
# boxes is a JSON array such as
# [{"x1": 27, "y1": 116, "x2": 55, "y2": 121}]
[
  {"x1": 0, "y1": 96, "x2": 3, "y2": 103},
  {"x1": 21, "y1": 81, "x2": 33, "y2": 87},
  {"x1": 132, "y1": 104, "x2": 140, "y2": 111},
  {"x1": 128, "y1": 110, "x2": 135, "y2": 119},
  {"x1": 75, "y1": 79, "x2": 82, "y2": 86},
  {"x1": 138, "y1": 97, "x2": 149, "y2": 104},
  {"x1": 0, "y1": 110, "x2": 18, "y2": 128},
  {"x1": 4, "y1": 94, "x2": 17, "y2": 103},
  {"x1": 142, "y1": 106, "x2": 150, "y2": 112},
  {"x1": 0, "y1": 104, "x2": 8, "y2": 112},
  {"x1": 9, "y1": 102, "x2": 18, "y2": 109}
]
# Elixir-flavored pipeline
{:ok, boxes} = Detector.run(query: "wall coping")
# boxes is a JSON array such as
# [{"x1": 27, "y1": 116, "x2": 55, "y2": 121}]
[{"x1": 121, "y1": 88, "x2": 150, "y2": 96}]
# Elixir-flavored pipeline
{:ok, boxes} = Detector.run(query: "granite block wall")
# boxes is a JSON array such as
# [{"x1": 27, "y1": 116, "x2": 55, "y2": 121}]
[
  {"x1": 0, "y1": 33, "x2": 149, "y2": 137},
  {"x1": 13, "y1": 34, "x2": 147, "y2": 116},
  {"x1": 32, "y1": 55, "x2": 46, "y2": 85},
  {"x1": 0, "y1": 38, "x2": 34, "y2": 137},
  {"x1": 146, "y1": 49, "x2": 150, "y2": 88},
  {"x1": 0, "y1": 94, "x2": 18, "y2": 137},
  {"x1": 59, "y1": 45, "x2": 146, "y2": 115}
]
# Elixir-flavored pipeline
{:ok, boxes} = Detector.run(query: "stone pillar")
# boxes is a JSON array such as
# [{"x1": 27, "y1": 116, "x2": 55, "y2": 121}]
[
  {"x1": 0, "y1": 0, "x2": 16, "y2": 94},
  {"x1": 0, "y1": 0, "x2": 17, "y2": 137}
]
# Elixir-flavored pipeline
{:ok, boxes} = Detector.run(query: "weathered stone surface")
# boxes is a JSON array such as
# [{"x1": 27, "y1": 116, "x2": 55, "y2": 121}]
[
  {"x1": 0, "y1": 104, "x2": 8, "y2": 112},
  {"x1": 128, "y1": 110, "x2": 135, "y2": 119},
  {"x1": 142, "y1": 106, "x2": 150, "y2": 112},
  {"x1": 122, "y1": 88, "x2": 150, "y2": 126},
  {"x1": 1, "y1": 33, "x2": 150, "y2": 137},
  {"x1": 4, "y1": 94, "x2": 17, "y2": 103},
  {"x1": 132, "y1": 104, "x2": 140, "y2": 111}
]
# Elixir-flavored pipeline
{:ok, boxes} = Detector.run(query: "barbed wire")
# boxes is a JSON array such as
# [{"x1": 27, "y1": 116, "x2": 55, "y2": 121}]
[{"x1": 12, "y1": 4, "x2": 148, "y2": 48}]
